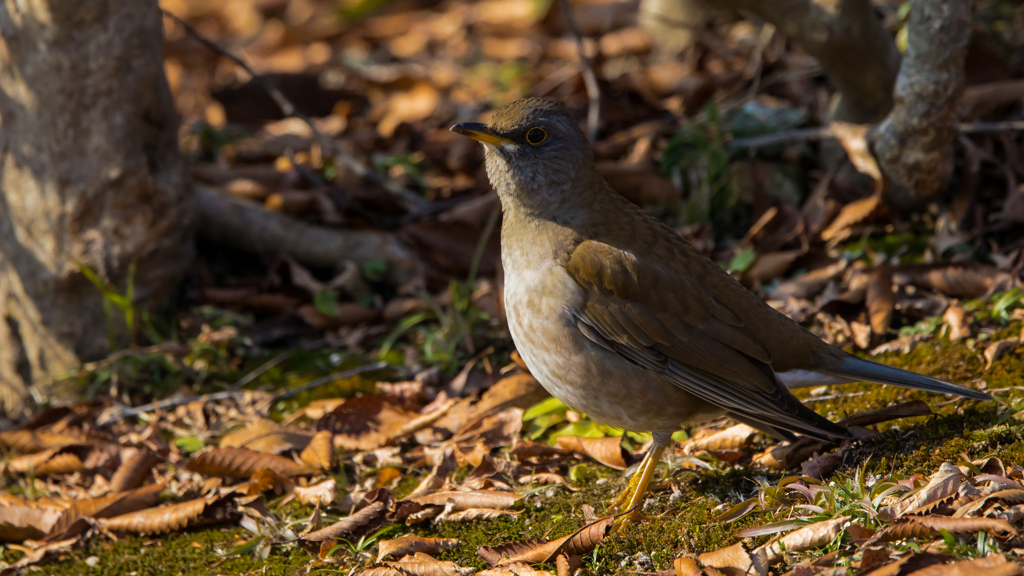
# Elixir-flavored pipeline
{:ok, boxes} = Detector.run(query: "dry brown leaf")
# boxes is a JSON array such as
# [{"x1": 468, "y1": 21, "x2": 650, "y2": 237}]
[
  {"x1": 801, "y1": 442, "x2": 850, "y2": 480},
  {"x1": 98, "y1": 494, "x2": 234, "y2": 535},
  {"x1": 894, "y1": 265, "x2": 1015, "y2": 299},
  {"x1": 517, "y1": 473, "x2": 577, "y2": 491},
  {"x1": 691, "y1": 424, "x2": 760, "y2": 452},
  {"x1": 387, "y1": 398, "x2": 458, "y2": 443},
  {"x1": 0, "y1": 499, "x2": 64, "y2": 542},
  {"x1": 831, "y1": 121, "x2": 883, "y2": 190},
  {"x1": 318, "y1": 395, "x2": 418, "y2": 451},
  {"x1": 452, "y1": 408, "x2": 524, "y2": 448},
  {"x1": 302, "y1": 489, "x2": 392, "y2": 542},
  {"x1": 187, "y1": 446, "x2": 312, "y2": 478},
  {"x1": 556, "y1": 436, "x2": 628, "y2": 470},
  {"x1": 406, "y1": 447, "x2": 456, "y2": 499},
  {"x1": 508, "y1": 439, "x2": 569, "y2": 461},
  {"x1": 866, "y1": 267, "x2": 894, "y2": 335},
  {"x1": 407, "y1": 490, "x2": 523, "y2": 511},
  {"x1": 478, "y1": 561, "x2": 554, "y2": 576},
  {"x1": 379, "y1": 552, "x2": 476, "y2": 576},
  {"x1": 300, "y1": 430, "x2": 334, "y2": 470},
  {"x1": 47, "y1": 483, "x2": 163, "y2": 540},
  {"x1": 757, "y1": 516, "x2": 848, "y2": 565},
  {"x1": 439, "y1": 508, "x2": 523, "y2": 523},
  {"x1": 882, "y1": 463, "x2": 964, "y2": 520},
  {"x1": 464, "y1": 374, "x2": 549, "y2": 424},
  {"x1": 219, "y1": 418, "x2": 312, "y2": 454},
  {"x1": 877, "y1": 515, "x2": 1016, "y2": 541},
  {"x1": 0, "y1": 430, "x2": 83, "y2": 453},
  {"x1": 905, "y1": 554, "x2": 1021, "y2": 576},
  {"x1": 820, "y1": 193, "x2": 883, "y2": 243},
  {"x1": 942, "y1": 303, "x2": 969, "y2": 341},
  {"x1": 984, "y1": 339, "x2": 1019, "y2": 370},
  {"x1": 478, "y1": 514, "x2": 615, "y2": 566},
  {"x1": 697, "y1": 541, "x2": 767, "y2": 576},
  {"x1": 294, "y1": 479, "x2": 337, "y2": 507},
  {"x1": 376, "y1": 535, "x2": 460, "y2": 562},
  {"x1": 673, "y1": 556, "x2": 703, "y2": 576},
  {"x1": 110, "y1": 448, "x2": 160, "y2": 493}
]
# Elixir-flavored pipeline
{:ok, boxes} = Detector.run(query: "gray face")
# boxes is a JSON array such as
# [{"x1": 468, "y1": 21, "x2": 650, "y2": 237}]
[{"x1": 480, "y1": 114, "x2": 594, "y2": 214}]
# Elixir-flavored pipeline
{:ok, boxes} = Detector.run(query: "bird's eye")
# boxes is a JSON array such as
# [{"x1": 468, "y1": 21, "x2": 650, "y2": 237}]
[{"x1": 525, "y1": 127, "x2": 547, "y2": 145}]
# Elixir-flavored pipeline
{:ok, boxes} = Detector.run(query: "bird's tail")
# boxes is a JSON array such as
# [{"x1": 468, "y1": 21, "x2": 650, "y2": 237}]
[{"x1": 821, "y1": 356, "x2": 991, "y2": 401}]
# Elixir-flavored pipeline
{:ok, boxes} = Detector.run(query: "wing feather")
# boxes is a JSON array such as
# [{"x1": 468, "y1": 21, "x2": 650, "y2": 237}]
[{"x1": 564, "y1": 240, "x2": 849, "y2": 441}]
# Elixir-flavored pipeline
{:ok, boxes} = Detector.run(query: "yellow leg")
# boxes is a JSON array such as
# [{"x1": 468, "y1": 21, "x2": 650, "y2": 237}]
[{"x1": 609, "y1": 433, "x2": 671, "y2": 523}]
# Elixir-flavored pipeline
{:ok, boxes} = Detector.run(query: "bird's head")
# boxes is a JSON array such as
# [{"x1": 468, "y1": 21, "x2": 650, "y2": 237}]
[{"x1": 450, "y1": 98, "x2": 594, "y2": 213}]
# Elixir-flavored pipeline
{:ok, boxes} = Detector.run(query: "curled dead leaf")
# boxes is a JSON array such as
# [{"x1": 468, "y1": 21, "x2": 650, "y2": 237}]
[
  {"x1": 302, "y1": 489, "x2": 392, "y2": 542},
  {"x1": 300, "y1": 430, "x2": 334, "y2": 470},
  {"x1": 376, "y1": 535, "x2": 460, "y2": 562},
  {"x1": 877, "y1": 515, "x2": 1016, "y2": 541},
  {"x1": 407, "y1": 490, "x2": 523, "y2": 511},
  {"x1": 294, "y1": 479, "x2": 337, "y2": 507},
  {"x1": 556, "y1": 436, "x2": 628, "y2": 470},
  {"x1": 756, "y1": 516, "x2": 848, "y2": 565},
  {"x1": 47, "y1": 483, "x2": 163, "y2": 540},
  {"x1": 478, "y1": 514, "x2": 615, "y2": 566},
  {"x1": 219, "y1": 418, "x2": 311, "y2": 454},
  {"x1": 110, "y1": 448, "x2": 160, "y2": 493},
  {"x1": 691, "y1": 424, "x2": 760, "y2": 452},
  {"x1": 187, "y1": 446, "x2": 312, "y2": 478},
  {"x1": 98, "y1": 494, "x2": 235, "y2": 535}
]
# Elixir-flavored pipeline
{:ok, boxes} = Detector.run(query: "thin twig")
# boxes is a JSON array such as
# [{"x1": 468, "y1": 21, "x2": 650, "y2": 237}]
[
  {"x1": 727, "y1": 121, "x2": 1024, "y2": 150},
  {"x1": 162, "y1": 10, "x2": 431, "y2": 215},
  {"x1": 97, "y1": 361, "x2": 400, "y2": 425},
  {"x1": 557, "y1": 0, "x2": 601, "y2": 143},
  {"x1": 275, "y1": 361, "x2": 399, "y2": 400},
  {"x1": 228, "y1": 351, "x2": 291, "y2": 391},
  {"x1": 466, "y1": 200, "x2": 502, "y2": 288}
]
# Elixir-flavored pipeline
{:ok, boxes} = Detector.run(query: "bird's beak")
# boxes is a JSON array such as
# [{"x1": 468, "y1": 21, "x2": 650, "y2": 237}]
[{"x1": 450, "y1": 122, "x2": 516, "y2": 147}]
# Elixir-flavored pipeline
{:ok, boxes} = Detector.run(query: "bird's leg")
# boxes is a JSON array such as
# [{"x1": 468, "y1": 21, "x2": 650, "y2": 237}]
[{"x1": 609, "y1": 432, "x2": 671, "y2": 522}]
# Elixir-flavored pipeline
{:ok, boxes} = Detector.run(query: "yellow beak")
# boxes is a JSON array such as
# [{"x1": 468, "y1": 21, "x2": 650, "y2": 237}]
[{"x1": 450, "y1": 122, "x2": 516, "y2": 147}]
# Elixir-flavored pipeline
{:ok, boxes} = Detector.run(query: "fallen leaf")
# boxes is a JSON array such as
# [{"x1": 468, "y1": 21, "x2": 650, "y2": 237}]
[
  {"x1": 820, "y1": 193, "x2": 883, "y2": 243},
  {"x1": 691, "y1": 424, "x2": 760, "y2": 452},
  {"x1": 697, "y1": 541, "x2": 767, "y2": 576},
  {"x1": 318, "y1": 396, "x2": 419, "y2": 451},
  {"x1": 831, "y1": 121, "x2": 883, "y2": 191},
  {"x1": 407, "y1": 490, "x2": 523, "y2": 511},
  {"x1": 439, "y1": 508, "x2": 523, "y2": 523},
  {"x1": 376, "y1": 535, "x2": 460, "y2": 562},
  {"x1": 894, "y1": 265, "x2": 1015, "y2": 299},
  {"x1": 187, "y1": 447, "x2": 313, "y2": 478},
  {"x1": 98, "y1": 494, "x2": 235, "y2": 535},
  {"x1": 110, "y1": 448, "x2": 160, "y2": 493},
  {"x1": 756, "y1": 516, "x2": 848, "y2": 565},
  {"x1": 877, "y1": 515, "x2": 1016, "y2": 541},
  {"x1": 903, "y1": 554, "x2": 1022, "y2": 576},
  {"x1": 219, "y1": 418, "x2": 312, "y2": 454},
  {"x1": 984, "y1": 339, "x2": 1019, "y2": 370},
  {"x1": 478, "y1": 562, "x2": 554, "y2": 576},
  {"x1": 866, "y1": 267, "x2": 894, "y2": 335},
  {"x1": 47, "y1": 483, "x2": 163, "y2": 540},
  {"x1": 881, "y1": 463, "x2": 964, "y2": 520},
  {"x1": 300, "y1": 430, "x2": 334, "y2": 470},
  {"x1": 556, "y1": 436, "x2": 628, "y2": 470},
  {"x1": 0, "y1": 499, "x2": 64, "y2": 541},
  {"x1": 517, "y1": 473, "x2": 577, "y2": 491},
  {"x1": 943, "y1": 303, "x2": 969, "y2": 341},
  {"x1": 294, "y1": 479, "x2": 337, "y2": 507},
  {"x1": 0, "y1": 430, "x2": 83, "y2": 453},
  {"x1": 302, "y1": 489, "x2": 392, "y2": 542},
  {"x1": 478, "y1": 514, "x2": 615, "y2": 566}
]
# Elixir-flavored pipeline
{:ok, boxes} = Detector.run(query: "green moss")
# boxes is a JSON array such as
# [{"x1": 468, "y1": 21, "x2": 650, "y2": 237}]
[{"x1": 32, "y1": 325, "x2": 1024, "y2": 575}]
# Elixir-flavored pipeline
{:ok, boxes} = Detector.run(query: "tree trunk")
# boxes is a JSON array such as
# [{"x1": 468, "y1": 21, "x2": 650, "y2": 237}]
[{"x1": 0, "y1": 1, "x2": 195, "y2": 412}]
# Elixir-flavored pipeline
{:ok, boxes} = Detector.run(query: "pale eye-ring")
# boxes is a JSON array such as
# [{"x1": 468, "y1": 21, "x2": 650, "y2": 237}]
[{"x1": 525, "y1": 127, "x2": 547, "y2": 145}]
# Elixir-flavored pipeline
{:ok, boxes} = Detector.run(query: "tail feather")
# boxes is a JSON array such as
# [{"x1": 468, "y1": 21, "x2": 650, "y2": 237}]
[{"x1": 822, "y1": 356, "x2": 991, "y2": 401}]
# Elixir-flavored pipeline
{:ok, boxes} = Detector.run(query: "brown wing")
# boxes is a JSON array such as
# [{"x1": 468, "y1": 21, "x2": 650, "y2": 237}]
[{"x1": 563, "y1": 240, "x2": 849, "y2": 441}]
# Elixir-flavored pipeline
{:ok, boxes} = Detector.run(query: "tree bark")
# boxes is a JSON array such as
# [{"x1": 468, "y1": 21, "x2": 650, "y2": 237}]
[
  {"x1": 872, "y1": 0, "x2": 971, "y2": 198},
  {"x1": 0, "y1": 1, "x2": 195, "y2": 411},
  {"x1": 708, "y1": 0, "x2": 901, "y2": 123}
]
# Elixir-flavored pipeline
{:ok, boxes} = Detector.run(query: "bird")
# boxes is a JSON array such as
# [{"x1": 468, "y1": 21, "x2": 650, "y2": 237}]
[{"x1": 450, "y1": 98, "x2": 991, "y2": 521}]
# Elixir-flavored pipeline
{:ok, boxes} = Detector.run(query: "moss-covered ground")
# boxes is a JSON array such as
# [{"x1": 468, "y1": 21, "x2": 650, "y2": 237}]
[{"x1": 32, "y1": 326, "x2": 1024, "y2": 575}]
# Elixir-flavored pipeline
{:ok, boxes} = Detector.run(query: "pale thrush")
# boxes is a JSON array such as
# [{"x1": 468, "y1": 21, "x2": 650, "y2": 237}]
[{"x1": 451, "y1": 98, "x2": 990, "y2": 518}]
